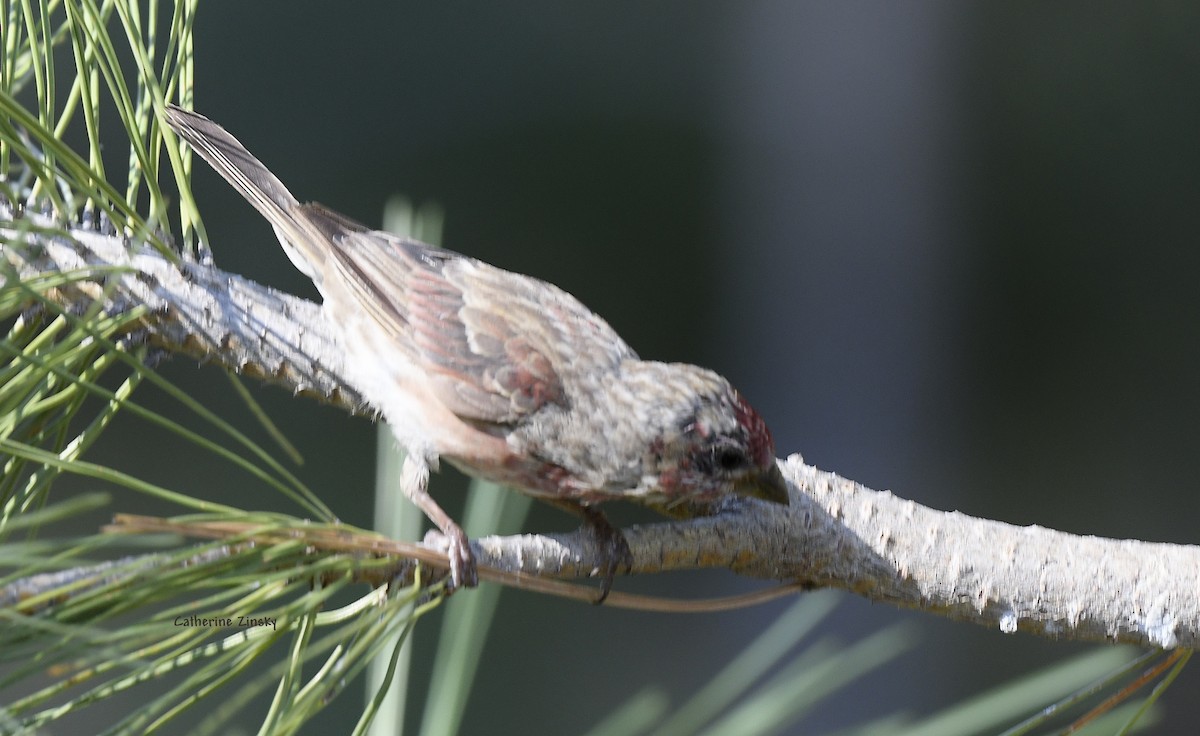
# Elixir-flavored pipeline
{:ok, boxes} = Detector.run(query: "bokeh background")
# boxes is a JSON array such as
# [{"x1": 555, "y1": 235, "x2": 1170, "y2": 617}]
[{"x1": 84, "y1": 2, "x2": 1200, "y2": 733}]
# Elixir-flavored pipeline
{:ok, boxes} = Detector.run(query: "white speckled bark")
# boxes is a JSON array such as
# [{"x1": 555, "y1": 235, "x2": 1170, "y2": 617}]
[{"x1": 7, "y1": 205, "x2": 1197, "y2": 649}]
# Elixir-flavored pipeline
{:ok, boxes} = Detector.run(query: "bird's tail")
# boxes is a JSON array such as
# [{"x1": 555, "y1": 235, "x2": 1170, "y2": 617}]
[{"x1": 164, "y1": 104, "x2": 327, "y2": 282}]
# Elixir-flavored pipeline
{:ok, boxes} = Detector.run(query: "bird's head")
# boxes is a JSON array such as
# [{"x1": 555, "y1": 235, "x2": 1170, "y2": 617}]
[{"x1": 632, "y1": 364, "x2": 789, "y2": 507}]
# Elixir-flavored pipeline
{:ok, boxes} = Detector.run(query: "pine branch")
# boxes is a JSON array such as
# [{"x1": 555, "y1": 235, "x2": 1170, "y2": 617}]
[
  {"x1": 4, "y1": 197, "x2": 1194, "y2": 651},
  {"x1": 1, "y1": 198, "x2": 360, "y2": 410}
]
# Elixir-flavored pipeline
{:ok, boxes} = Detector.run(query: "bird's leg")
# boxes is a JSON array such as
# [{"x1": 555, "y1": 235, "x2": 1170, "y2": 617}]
[
  {"x1": 402, "y1": 453, "x2": 478, "y2": 590},
  {"x1": 545, "y1": 499, "x2": 634, "y2": 604}
]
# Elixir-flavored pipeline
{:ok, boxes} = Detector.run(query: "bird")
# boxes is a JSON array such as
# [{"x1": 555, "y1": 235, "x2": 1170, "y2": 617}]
[{"x1": 163, "y1": 104, "x2": 789, "y2": 598}]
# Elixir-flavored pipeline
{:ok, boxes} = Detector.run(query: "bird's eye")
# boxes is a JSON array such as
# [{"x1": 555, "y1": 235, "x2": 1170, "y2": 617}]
[{"x1": 714, "y1": 446, "x2": 747, "y2": 471}]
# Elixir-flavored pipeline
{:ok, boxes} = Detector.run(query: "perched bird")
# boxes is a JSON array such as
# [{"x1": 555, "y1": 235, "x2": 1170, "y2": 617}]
[{"x1": 164, "y1": 104, "x2": 789, "y2": 597}]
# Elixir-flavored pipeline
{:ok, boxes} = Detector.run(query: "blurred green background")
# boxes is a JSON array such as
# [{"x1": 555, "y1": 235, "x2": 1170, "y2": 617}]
[{"x1": 77, "y1": 2, "x2": 1200, "y2": 733}]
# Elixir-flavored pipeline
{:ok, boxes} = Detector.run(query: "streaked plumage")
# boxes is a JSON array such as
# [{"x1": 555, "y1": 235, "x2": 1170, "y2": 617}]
[{"x1": 165, "y1": 105, "x2": 788, "y2": 594}]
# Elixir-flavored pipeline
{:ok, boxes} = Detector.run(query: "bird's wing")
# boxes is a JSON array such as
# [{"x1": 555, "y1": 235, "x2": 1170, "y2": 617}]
[{"x1": 299, "y1": 203, "x2": 636, "y2": 426}]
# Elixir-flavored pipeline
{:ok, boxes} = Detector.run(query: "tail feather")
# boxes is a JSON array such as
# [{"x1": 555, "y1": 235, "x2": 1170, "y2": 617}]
[{"x1": 164, "y1": 104, "x2": 324, "y2": 279}]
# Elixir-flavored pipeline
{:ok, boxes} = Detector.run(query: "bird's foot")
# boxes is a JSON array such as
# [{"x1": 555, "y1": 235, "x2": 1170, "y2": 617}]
[
  {"x1": 578, "y1": 507, "x2": 634, "y2": 605},
  {"x1": 423, "y1": 526, "x2": 478, "y2": 592}
]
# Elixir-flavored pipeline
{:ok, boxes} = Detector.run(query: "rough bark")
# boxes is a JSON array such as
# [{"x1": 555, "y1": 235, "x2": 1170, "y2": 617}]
[{"x1": 3, "y1": 202, "x2": 1194, "y2": 650}]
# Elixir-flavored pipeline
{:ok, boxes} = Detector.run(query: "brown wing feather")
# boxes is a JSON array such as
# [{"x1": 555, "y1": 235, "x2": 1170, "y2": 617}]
[{"x1": 296, "y1": 204, "x2": 636, "y2": 426}]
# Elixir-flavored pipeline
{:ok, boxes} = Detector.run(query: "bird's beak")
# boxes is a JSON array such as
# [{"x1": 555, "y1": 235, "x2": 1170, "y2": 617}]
[{"x1": 735, "y1": 462, "x2": 790, "y2": 505}]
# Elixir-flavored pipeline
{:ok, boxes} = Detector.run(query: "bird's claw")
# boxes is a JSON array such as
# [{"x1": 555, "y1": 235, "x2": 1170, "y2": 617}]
[
  {"x1": 581, "y1": 512, "x2": 633, "y2": 605},
  {"x1": 423, "y1": 527, "x2": 478, "y2": 592}
]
